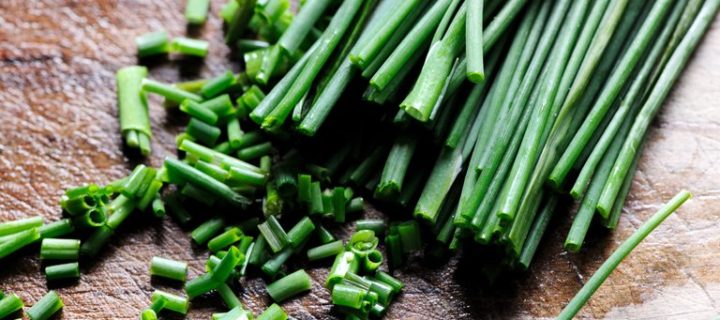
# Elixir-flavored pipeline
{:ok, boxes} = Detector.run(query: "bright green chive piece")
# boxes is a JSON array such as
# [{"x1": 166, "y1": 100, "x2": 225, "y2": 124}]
[
  {"x1": 186, "y1": 118, "x2": 222, "y2": 146},
  {"x1": 227, "y1": 118, "x2": 244, "y2": 150},
  {"x1": 297, "y1": 174, "x2": 312, "y2": 203},
  {"x1": 385, "y1": 234, "x2": 402, "y2": 269},
  {"x1": 261, "y1": 246, "x2": 294, "y2": 277},
  {"x1": 0, "y1": 293, "x2": 24, "y2": 319},
  {"x1": 238, "y1": 85, "x2": 266, "y2": 111},
  {"x1": 309, "y1": 182, "x2": 324, "y2": 214},
  {"x1": 327, "y1": 251, "x2": 360, "y2": 288},
  {"x1": 257, "y1": 303, "x2": 287, "y2": 320},
  {"x1": 39, "y1": 220, "x2": 74, "y2": 239},
  {"x1": 363, "y1": 249, "x2": 383, "y2": 273},
  {"x1": 287, "y1": 216, "x2": 316, "y2": 248},
  {"x1": 40, "y1": 238, "x2": 80, "y2": 260},
  {"x1": 185, "y1": 0, "x2": 210, "y2": 24},
  {"x1": 171, "y1": 37, "x2": 209, "y2": 57},
  {"x1": 372, "y1": 271, "x2": 404, "y2": 294},
  {"x1": 218, "y1": 306, "x2": 253, "y2": 320},
  {"x1": 201, "y1": 71, "x2": 235, "y2": 99},
  {"x1": 217, "y1": 283, "x2": 242, "y2": 309},
  {"x1": 164, "y1": 157, "x2": 251, "y2": 208},
  {"x1": 150, "y1": 257, "x2": 188, "y2": 282},
  {"x1": 209, "y1": 227, "x2": 244, "y2": 252},
  {"x1": 277, "y1": 0, "x2": 332, "y2": 54},
  {"x1": 316, "y1": 224, "x2": 335, "y2": 244},
  {"x1": 355, "y1": 219, "x2": 385, "y2": 236},
  {"x1": 260, "y1": 155, "x2": 272, "y2": 174},
  {"x1": 332, "y1": 187, "x2": 347, "y2": 223},
  {"x1": 0, "y1": 228, "x2": 41, "y2": 259},
  {"x1": 179, "y1": 140, "x2": 261, "y2": 173},
  {"x1": 212, "y1": 246, "x2": 243, "y2": 283},
  {"x1": 224, "y1": 0, "x2": 255, "y2": 44},
  {"x1": 258, "y1": 215, "x2": 290, "y2": 253},
  {"x1": 331, "y1": 283, "x2": 366, "y2": 309},
  {"x1": 192, "y1": 218, "x2": 226, "y2": 245},
  {"x1": 558, "y1": 190, "x2": 692, "y2": 319},
  {"x1": 142, "y1": 78, "x2": 202, "y2": 104},
  {"x1": 73, "y1": 208, "x2": 107, "y2": 228},
  {"x1": 266, "y1": 269, "x2": 313, "y2": 302},
  {"x1": 151, "y1": 197, "x2": 166, "y2": 217},
  {"x1": 141, "y1": 309, "x2": 158, "y2": 320},
  {"x1": 307, "y1": 240, "x2": 343, "y2": 261},
  {"x1": 376, "y1": 135, "x2": 417, "y2": 198},
  {"x1": 237, "y1": 39, "x2": 270, "y2": 52},
  {"x1": 236, "y1": 142, "x2": 272, "y2": 161},
  {"x1": 347, "y1": 197, "x2": 364, "y2": 213},
  {"x1": 151, "y1": 290, "x2": 189, "y2": 314},
  {"x1": 136, "y1": 31, "x2": 170, "y2": 57},
  {"x1": 26, "y1": 291, "x2": 63, "y2": 320},
  {"x1": 0, "y1": 216, "x2": 43, "y2": 236},
  {"x1": 180, "y1": 100, "x2": 219, "y2": 125},
  {"x1": 466, "y1": 0, "x2": 484, "y2": 82},
  {"x1": 202, "y1": 94, "x2": 235, "y2": 118},
  {"x1": 45, "y1": 262, "x2": 80, "y2": 281},
  {"x1": 397, "y1": 221, "x2": 422, "y2": 253},
  {"x1": 117, "y1": 66, "x2": 152, "y2": 155},
  {"x1": 348, "y1": 230, "x2": 379, "y2": 258},
  {"x1": 185, "y1": 273, "x2": 220, "y2": 299},
  {"x1": 228, "y1": 166, "x2": 267, "y2": 186},
  {"x1": 80, "y1": 226, "x2": 114, "y2": 258}
]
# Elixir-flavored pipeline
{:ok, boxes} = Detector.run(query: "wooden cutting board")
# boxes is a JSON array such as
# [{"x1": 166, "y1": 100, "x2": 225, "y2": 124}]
[{"x1": 1, "y1": 1, "x2": 718, "y2": 319}]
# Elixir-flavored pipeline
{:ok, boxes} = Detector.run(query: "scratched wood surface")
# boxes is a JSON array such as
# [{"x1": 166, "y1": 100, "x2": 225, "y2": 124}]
[{"x1": 0, "y1": 1, "x2": 719, "y2": 319}]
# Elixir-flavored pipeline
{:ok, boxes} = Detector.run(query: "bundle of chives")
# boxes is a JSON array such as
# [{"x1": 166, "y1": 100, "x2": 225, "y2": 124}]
[
  {"x1": 150, "y1": 257, "x2": 188, "y2": 282},
  {"x1": 26, "y1": 291, "x2": 63, "y2": 320},
  {"x1": 117, "y1": 66, "x2": 152, "y2": 155},
  {"x1": 266, "y1": 269, "x2": 313, "y2": 302}
]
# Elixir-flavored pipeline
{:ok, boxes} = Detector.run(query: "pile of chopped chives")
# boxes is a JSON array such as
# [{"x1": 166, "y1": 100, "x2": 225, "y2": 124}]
[{"x1": 0, "y1": 0, "x2": 715, "y2": 319}]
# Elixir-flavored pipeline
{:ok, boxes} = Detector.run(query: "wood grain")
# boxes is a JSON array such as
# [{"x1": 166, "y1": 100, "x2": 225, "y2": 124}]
[{"x1": 0, "y1": 1, "x2": 719, "y2": 319}]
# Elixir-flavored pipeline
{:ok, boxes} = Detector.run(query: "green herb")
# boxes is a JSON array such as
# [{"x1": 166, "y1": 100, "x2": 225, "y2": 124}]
[
  {"x1": 185, "y1": 0, "x2": 211, "y2": 25},
  {"x1": 45, "y1": 262, "x2": 80, "y2": 281},
  {"x1": 266, "y1": 269, "x2": 313, "y2": 302},
  {"x1": 150, "y1": 257, "x2": 188, "y2": 282},
  {"x1": 136, "y1": 31, "x2": 170, "y2": 57},
  {"x1": 26, "y1": 291, "x2": 63, "y2": 320}
]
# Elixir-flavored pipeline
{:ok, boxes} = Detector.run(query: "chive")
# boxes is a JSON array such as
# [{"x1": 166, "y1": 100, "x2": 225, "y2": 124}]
[
  {"x1": 237, "y1": 39, "x2": 270, "y2": 52},
  {"x1": 137, "y1": 180, "x2": 163, "y2": 211},
  {"x1": 151, "y1": 197, "x2": 166, "y2": 218},
  {"x1": 185, "y1": 273, "x2": 219, "y2": 299},
  {"x1": 164, "y1": 193, "x2": 193, "y2": 226},
  {"x1": 257, "y1": 303, "x2": 287, "y2": 320},
  {"x1": 192, "y1": 218, "x2": 226, "y2": 245},
  {"x1": 135, "y1": 31, "x2": 170, "y2": 57},
  {"x1": 186, "y1": 118, "x2": 222, "y2": 146},
  {"x1": 239, "y1": 86, "x2": 266, "y2": 111},
  {"x1": 466, "y1": 0, "x2": 484, "y2": 82},
  {"x1": 0, "y1": 228, "x2": 41, "y2": 259},
  {"x1": 39, "y1": 219, "x2": 74, "y2": 239},
  {"x1": 26, "y1": 291, "x2": 63, "y2": 320},
  {"x1": 180, "y1": 100, "x2": 219, "y2": 125},
  {"x1": 40, "y1": 238, "x2": 80, "y2": 260},
  {"x1": 165, "y1": 158, "x2": 251, "y2": 207},
  {"x1": 142, "y1": 79, "x2": 202, "y2": 104},
  {"x1": 180, "y1": 140, "x2": 261, "y2": 173},
  {"x1": 248, "y1": 235, "x2": 270, "y2": 266},
  {"x1": 45, "y1": 262, "x2": 80, "y2": 281},
  {"x1": 0, "y1": 216, "x2": 43, "y2": 236},
  {"x1": 397, "y1": 221, "x2": 421, "y2": 253},
  {"x1": 121, "y1": 165, "x2": 150, "y2": 198},
  {"x1": 372, "y1": 271, "x2": 403, "y2": 294},
  {"x1": 602, "y1": 143, "x2": 642, "y2": 230},
  {"x1": 217, "y1": 283, "x2": 242, "y2": 309},
  {"x1": 227, "y1": 166, "x2": 267, "y2": 187},
  {"x1": 80, "y1": 226, "x2": 113, "y2": 257},
  {"x1": 375, "y1": 134, "x2": 417, "y2": 198},
  {"x1": 258, "y1": 215, "x2": 290, "y2": 253},
  {"x1": 212, "y1": 246, "x2": 243, "y2": 283},
  {"x1": 385, "y1": 234, "x2": 402, "y2": 269},
  {"x1": 218, "y1": 306, "x2": 253, "y2": 320},
  {"x1": 262, "y1": 0, "x2": 365, "y2": 129},
  {"x1": 347, "y1": 197, "x2": 364, "y2": 213},
  {"x1": 225, "y1": 0, "x2": 256, "y2": 44},
  {"x1": 117, "y1": 66, "x2": 152, "y2": 155},
  {"x1": 309, "y1": 181, "x2": 324, "y2": 214},
  {"x1": 355, "y1": 219, "x2": 385, "y2": 237},
  {"x1": 363, "y1": 249, "x2": 383, "y2": 273},
  {"x1": 185, "y1": 0, "x2": 211, "y2": 24},
  {"x1": 598, "y1": 0, "x2": 718, "y2": 215},
  {"x1": 287, "y1": 216, "x2": 316, "y2": 248},
  {"x1": 267, "y1": 269, "x2": 313, "y2": 302},
  {"x1": 202, "y1": 94, "x2": 235, "y2": 118},
  {"x1": 277, "y1": 0, "x2": 332, "y2": 54},
  {"x1": 414, "y1": 147, "x2": 463, "y2": 224},
  {"x1": 236, "y1": 142, "x2": 272, "y2": 161},
  {"x1": 208, "y1": 227, "x2": 244, "y2": 252},
  {"x1": 173, "y1": 79, "x2": 209, "y2": 94},
  {"x1": 171, "y1": 37, "x2": 209, "y2": 57},
  {"x1": 558, "y1": 190, "x2": 693, "y2": 319},
  {"x1": 141, "y1": 309, "x2": 158, "y2": 320},
  {"x1": 329, "y1": 187, "x2": 345, "y2": 223},
  {"x1": 297, "y1": 174, "x2": 312, "y2": 203},
  {"x1": 307, "y1": 240, "x2": 343, "y2": 261},
  {"x1": 201, "y1": 71, "x2": 235, "y2": 99},
  {"x1": 332, "y1": 283, "x2": 367, "y2": 309},
  {"x1": 151, "y1": 290, "x2": 189, "y2": 314},
  {"x1": 150, "y1": 257, "x2": 188, "y2": 282},
  {"x1": 518, "y1": 196, "x2": 557, "y2": 269},
  {"x1": 327, "y1": 251, "x2": 360, "y2": 288},
  {"x1": 0, "y1": 293, "x2": 24, "y2": 319}
]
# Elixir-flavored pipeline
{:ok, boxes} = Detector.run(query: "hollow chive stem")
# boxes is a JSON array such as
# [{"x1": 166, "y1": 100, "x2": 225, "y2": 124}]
[
  {"x1": 355, "y1": 220, "x2": 385, "y2": 236},
  {"x1": 331, "y1": 283, "x2": 367, "y2": 309},
  {"x1": 258, "y1": 215, "x2": 290, "y2": 253},
  {"x1": 363, "y1": 249, "x2": 383, "y2": 273},
  {"x1": 558, "y1": 190, "x2": 693, "y2": 319},
  {"x1": 141, "y1": 309, "x2": 158, "y2": 320},
  {"x1": 0, "y1": 228, "x2": 41, "y2": 259},
  {"x1": 237, "y1": 39, "x2": 269, "y2": 52},
  {"x1": 185, "y1": 273, "x2": 220, "y2": 299},
  {"x1": 224, "y1": 0, "x2": 255, "y2": 44},
  {"x1": 375, "y1": 134, "x2": 417, "y2": 199},
  {"x1": 201, "y1": 71, "x2": 235, "y2": 99},
  {"x1": 518, "y1": 196, "x2": 557, "y2": 269},
  {"x1": 26, "y1": 291, "x2": 63, "y2": 320},
  {"x1": 307, "y1": 240, "x2": 344, "y2": 261},
  {"x1": 550, "y1": 0, "x2": 674, "y2": 191},
  {"x1": 278, "y1": 0, "x2": 332, "y2": 54},
  {"x1": 164, "y1": 157, "x2": 251, "y2": 207},
  {"x1": 171, "y1": 37, "x2": 209, "y2": 57},
  {"x1": 180, "y1": 100, "x2": 219, "y2": 125},
  {"x1": 40, "y1": 238, "x2": 80, "y2": 260},
  {"x1": 266, "y1": 269, "x2": 313, "y2": 302},
  {"x1": 466, "y1": 0, "x2": 484, "y2": 82},
  {"x1": 0, "y1": 293, "x2": 24, "y2": 319},
  {"x1": 598, "y1": 0, "x2": 719, "y2": 215},
  {"x1": 287, "y1": 216, "x2": 316, "y2": 248},
  {"x1": 135, "y1": 31, "x2": 170, "y2": 57},
  {"x1": 212, "y1": 247, "x2": 243, "y2": 282},
  {"x1": 414, "y1": 148, "x2": 463, "y2": 224},
  {"x1": 185, "y1": 0, "x2": 210, "y2": 24},
  {"x1": 236, "y1": 142, "x2": 272, "y2": 161},
  {"x1": 257, "y1": 303, "x2": 287, "y2": 320},
  {"x1": 217, "y1": 283, "x2": 242, "y2": 309},
  {"x1": 117, "y1": 66, "x2": 152, "y2": 155},
  {"x1": 208, "y1": 227, "x2": 244, "y2": 252},
  {"x1": 262, "y1": 0, "x2": 365, "y2": 129},
  {"x1": 80, "y1": 226, "x2": 114, "y2": 257},
  {"x1": 186, "y1": 118, "x2": 222, "y2": 146},
  {"x1": 192, "y1": 218, "x2": 226, "y2": 245},
  {"x1": 0, "y1": 216, "x2": 43, "y2": 236},
  {"x1": 151, "y1": 290, "x2": 189, "y2": 314},
  {"x1": 327, "y1": 251, "x2": 360, "y2": 288},
  {"x1": 39, "y1": 219, "x2": 74, "y2": 239},
  {"x1": 150, "y1": 257, "x2": 188, "y2": 282},
  {"x1": 45, "y1": 262, "x2": 80, "y2": 281},
  {"x1": 179, "y1": 140, "x2": 261, "y2": 173},
  {"x1": 142, "y1": 79, "x2": 202, "y2": 104}
]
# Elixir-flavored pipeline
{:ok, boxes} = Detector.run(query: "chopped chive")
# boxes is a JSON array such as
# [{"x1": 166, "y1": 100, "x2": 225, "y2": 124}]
[
  {"x1": 202, "y1": 94, "x2": 235, "y2": 118},
  {"x1": 332, "y1": 283, "x2": 367, "y2": 309},
  {"x1": 165, "y1": 158, "x2": 251, "y2": 207},
  {"x1": 142, "y1": 78, "x2": 202, "y2": 104},
  {"x1": 164, "y1": 193, "x2": 193, "y2": 226},
  {"x1": 261, "y1": 245, "x2": 294, "y2": 277},
  {"x1": 40, "y1": 238, "x2": 80, "y2": 260},
  {"x1": 141, "y1": 309, "x2": 158, "y2": 320},
  {"x1": 397, "y1": 221, "x2": 421, "y2": 253},
  {"x1": 266, "y1": 269, "x2": 313, "y2": 302},
  {"x1": 0, "y1": 293, "x2": 24, "y2": 319},
  {"x1": 217, "y1": 283, "x2": 242, "y2": 309},
  {"x1": 277, "y1": 0, "x2": 333, "y2": 54},
  {"x1": 0, "y1": 216, "x2": 43, "y2": 236},
  {"x1": 258, "y1": 215, "x2": 290, "y2": 253},
  {"x1": 105, "y1": 196, "x2": 136, "y2": 230},
  {"x1": 287, "y1": 216, "x2": 316, "y2": 247},
  {"x1": 192, "y1": 218, "x2": 226, "y2": 245},
  {"x1": 185, "y1": 0, "x2": 211, "y2": 24},
  {"x1": 180, "y1": 140, "x2": 261, "y2": 173},
  {"x1": 363, "y1": 249, "x2": 383, "y2": 273},
  {"x1": 372, "y1": 271, "x2": 404, "y2": 294},
  {"x1": 218, "y1": 306, "x2": 253, "y2": 320},
  {"x1": 297, "y1": 174, "x2": 312, "y2": 203},
  {"x1": 385, "y1": 234, "x2": 402, "y2": 269},
  {"x1": 180, "y1": 100, "x2": 219, "y2": 125},
  {"x1": 224, "y1": 0, "x2": 256, "y2": 44},
  {"x1": 347, "y1": 197, "x2": 364, "y2": 213},
  {"x1": 257, "y1": 303, "x2": 287, "y2": 320},
  {"x1": 150, "y1": 257, "x2": 188, "y2": 282},
  {"x1": 201, "y1": 71, "x2": 235, "y2": 99},
  {"x1": 208, "y1": 227, "x2": 244, "y2": 252},
  {"x1": 181, "y1": 183, "x2": 218, "y2": 206},
  {"x1": 212, "y1": 246, "x2": 243, "y2": 283},
  {"x1": 152, "y1": 197, "x2": 166, "y2": 218},
  {"x1": 332, "y1": 187, "x2": 347, "y2": 223},
  {"x1": 237, "y1": 39, "x2": 270, "y2": 52},
  {"x1": 376, "y1": 134, "x2": 417, "y2": 198},
  {"x1": 307, "y1": 240, "x2": 344, "y2": 261},
  {"x1": 355, "y1": 219, "x2": 385, "y2": 237},
  {"x1": 80, "y1": 226, "x2": 114, "y2": 258},
  {"x1": 185, "y1": 273, "x2": 220, "y2": 299},
  {"x1": 186, "y1": 118, "x2": 222, "y2": 146},
  {"x1": 309, "y1": 181, "x2": 324, "y2": 214},
  {"x1": 0, "y1": 228, "x2": 41, "y2": 259},
  {"x1": 327, "y1": 251, "x2": 360, "y2": 288},
  {"x1": 45, "y1": 262, "x2": 80, "y2": 281},
  {"x1": 316, "y1": 224, "x2": 335, "y2": 244},
  {"x1": 151, "y1": 290, "x2": 189, "y2": 314},
  {"x1": 558, "y1": 190, "x2": 693, "y2": 319},
  {"x1": 136, "y1": 31, "x2": 170, "y2": 57},
  {"x1": 171, "y1": 37, "x2": 209, "y2": 57},
  {"x1": 137, "y1": 179, "x2": 163, "y2": 211},
  {"x1": 39, "y1": 219, "x2": 74, "y2": 239},
  {"x1": 239, "y1": 86, "x2": 266, "y2": 111},
  {"x1": 26, "y1": 291, "x2": 63, "y2": 320},
  {"x1": 236, "y1": 142, "x2": 273, "y2": 161},
  {"x1": 248, "y1": 235, "x2": 270, "y2": 266},
  {"x1": 117, "y1": 66, "x2": 152, "y2": 155}
]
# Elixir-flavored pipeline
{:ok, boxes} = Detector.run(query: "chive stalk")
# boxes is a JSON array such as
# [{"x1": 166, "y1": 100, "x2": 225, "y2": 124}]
[
  {"x1": 266, "y1": 269, "x2": 313, "y2": 302},
  {"x1": 466, "y1": 0, "x2": 484, "y2": 82},
  {"x1": 27, "y1": 291, "x2": 63, "y2": 320}
]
